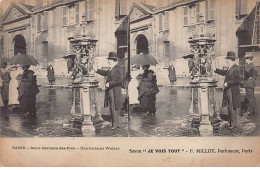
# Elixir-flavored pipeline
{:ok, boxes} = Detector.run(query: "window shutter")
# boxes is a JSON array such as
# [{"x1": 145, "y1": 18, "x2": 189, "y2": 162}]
[
  {"x1": 43, "y1": 11, "x2": 48, "y2": 30},
  {"x1": 86, "y1": 0, "x2": 95, "y2": 21},
  {"x1": 240, "y1": 0, "x2": 247, "y2": 15},
  {"x1": 209, "y1": 0, "x2": 215, "y2": 20},
  {"x1": 205, "y1": 0, "x2": 209, "y2": 21},
  {"x1": 159, "y1": 13, "x2": 163, "y2": 32},
  {"x1": 196, "y1": 3, "x2": 200, "y2": 23},
  {"x1": 63, "y1": 7, "x2": 68, "y2": 25},
  {"x1": 120, "y1": 0, "x2": 127, "y2": 16},
  {"x1": 184, "y1": 6, "x2": 188, "y2": 25},
  {"x1": 85, "y1": 0, "x2": 88, "y2": 20},
  {"x1": 37, "y1": 13, "x2": 42, "y2": 31},
  {"x1": 69, "y1": 7, "x2": 74, "y2": 25},
  {"x1": 75, "y1": 3, "x2": 79, "y2": 23},
  {"x1": 164, "y1": 11, "x2": 169, "y2": 30},
  {"x1": 190, "y1": 6, "x2": 195, "y2": 24}
]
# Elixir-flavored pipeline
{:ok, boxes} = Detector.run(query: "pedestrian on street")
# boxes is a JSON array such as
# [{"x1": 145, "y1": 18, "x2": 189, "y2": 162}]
[
  {"x1": 47, "y1": 62, "x2": 55, "y2": 85},
  {"x1": 243, "y1": 53, "x2": 257, "y2": 118},
  {"x1": 18, "y1": 65, "x2": 40, "y2": 116},
  {"x1": 96, "y1": 52, "x2": 124, "y2": 130},
  {"x1": 67, "y1": 58, "x2": 74, "y2": 73},
  {"x1": 168, "y1": 62, "x2": 176, "y2": 84},
  {"x1": 128, "y1": 65, "x2": 141, "y2": 106},
  {"x1": 8, "y1": 65, "x2": 22, "y2": 111},
  {"x1": 138, "y1": 70, "x2": 159, "y2": 116},
  {"x1": 214, "y1": 51, "x2": 241, "y2": 129},
  {"x1": 0, "y1": 61, "x2": 11, "y2": 109}
]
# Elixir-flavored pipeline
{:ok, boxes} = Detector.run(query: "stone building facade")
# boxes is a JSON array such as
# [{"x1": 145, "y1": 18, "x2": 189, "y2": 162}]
[
  {"x1": 0, "y1": 0, "x2": 259, "y2": 81},
  {"x1": 0, "y1": 0, "x2": 126, "y2": 75},
  {"x1": 128, "y1": 0, "x2": 258, "y2": 77}
]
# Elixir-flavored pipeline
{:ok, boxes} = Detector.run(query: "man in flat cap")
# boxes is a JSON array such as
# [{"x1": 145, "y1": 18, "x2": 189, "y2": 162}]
[
  {"x1": 243, "y1": 53, "x2": 257, "y2": 118},
  {"x1": 96, "y1": 52, "x2": 124, "y2": 130},
  {"x1": 215, "y1": 51, "x2": 241, "y2": 128}
]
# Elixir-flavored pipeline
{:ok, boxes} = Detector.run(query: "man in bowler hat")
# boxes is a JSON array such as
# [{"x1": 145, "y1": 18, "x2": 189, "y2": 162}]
[
  {"x1": 96, "y1": 52, "x2": 124, "y2": 130},
  {"x1": 215, "y1": 51, "x2": 241, "y2": 128},
  {"x1": 243, "y1": 53, "x2": 257, "y2": 118}
]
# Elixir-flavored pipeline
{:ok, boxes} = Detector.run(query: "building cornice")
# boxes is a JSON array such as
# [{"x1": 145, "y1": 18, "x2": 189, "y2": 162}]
[
  {"x1": 33, "y1": 0, "x2": 84, "y2": 14},
  {"x1": 130, "y1": 24, "x2": 152, "y2": 33},
  {"x1": 4, "y1": 25, "x2": 27, "y2": 33},
  {"x1": 153, "y1": 0, "x2": 205, "y2": 14}
]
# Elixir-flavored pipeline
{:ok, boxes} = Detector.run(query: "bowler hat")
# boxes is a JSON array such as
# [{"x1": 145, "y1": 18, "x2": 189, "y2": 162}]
[
  {"x1": 244, "y1": 53, "x2": 254, "y2": 59},
  {"x1": 226, "y1": 51, "x2": 236, "y2": 59},
  {"x1": 107, "y1": 52, "x2": 118, "y2": 60}
]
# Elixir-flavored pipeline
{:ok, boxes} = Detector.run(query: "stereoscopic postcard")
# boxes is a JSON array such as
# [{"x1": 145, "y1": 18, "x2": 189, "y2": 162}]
[{"x1": 0, "y1": 0, "x2": 260, "y2": 167}]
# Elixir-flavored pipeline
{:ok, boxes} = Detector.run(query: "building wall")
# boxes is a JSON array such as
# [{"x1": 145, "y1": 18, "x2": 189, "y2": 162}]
[{"x1": 1, "y1": 0, "x2": 120, "y2": 75}]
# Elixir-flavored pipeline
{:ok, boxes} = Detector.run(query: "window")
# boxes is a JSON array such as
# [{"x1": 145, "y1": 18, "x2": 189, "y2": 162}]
[
  {"x1": 75, "y1": 3, "x2": 80, "y2": 24},
  {"x1": 159, "y1": 13, "x2": 163, "y2": 32},
  {"x1": 85, "y1": 0, "x2": 95, "y2": 21},
  {"x1": 37, "y1": 13, "x2": 42, "y2": 32},
  {"x1": 205, "y1": 0, "x2": 216, "y2": 21},
  {"x1": 164, "y1": 11, "x2": 169, "y2": 30},
  {"x1": 184, "y1": 6, "x2": 188, "y2": 26},
  {"x1": 43, "y1": 11, "x2": 48, "y2": 30},
  {"x1": 115, "y1": 0, "x2": 127, "y2": 19},
  {"x1": 62, "y1": 6, "x2": 68, "y2": 26},
  {"x1": 236, "y1": 0, "x2": 248, "y2": 19}
]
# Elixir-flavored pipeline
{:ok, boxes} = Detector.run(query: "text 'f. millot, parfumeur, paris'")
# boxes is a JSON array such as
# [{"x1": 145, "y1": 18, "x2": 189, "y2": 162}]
[{"x1": 128, "y1": 149, "x2": 253, "y2": 154}]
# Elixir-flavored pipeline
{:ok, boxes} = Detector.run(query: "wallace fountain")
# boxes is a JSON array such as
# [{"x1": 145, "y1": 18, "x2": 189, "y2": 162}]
[
  {"x1": 66, "y1": 15, "x2": 103, "y2": 136},
  {"x1": 188, "y1": 15, "x2": 221, "y2": 136}
]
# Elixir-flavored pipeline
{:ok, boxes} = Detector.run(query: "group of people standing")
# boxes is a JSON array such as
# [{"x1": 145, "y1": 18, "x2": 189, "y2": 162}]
[
  {"x1": 0, "y1": 61, "x2": 39, "y2": 116},
  {"x1": 215, "y1": 51, "x2": 257, "y2": 129}
]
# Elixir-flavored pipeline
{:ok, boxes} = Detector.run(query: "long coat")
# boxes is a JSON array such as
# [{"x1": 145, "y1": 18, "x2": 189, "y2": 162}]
[
  {"x1": 244, "y1": 62, "x2": 257, "y2": 88},
  {"x1": 168, "y1": 66, "x2": 176, "y2": 82},
  {"x1": 97, "y1": 65, "x2": 124, "y2": 110},
  {"x1": 47, "y1": 65, "x2": 55, "y2": 82},
  {"x1": 215, "y1": 64, "x2": 241, "y2": 109},
  {"x1": 18, "y1": 70, "x2": 40, "y2": 112},
  {"x1": 0, "y1": 69, "x2": 11, "y2": 101}
]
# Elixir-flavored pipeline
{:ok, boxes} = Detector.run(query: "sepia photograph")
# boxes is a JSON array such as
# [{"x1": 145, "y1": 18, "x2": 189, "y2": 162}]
[{"x1": 0, "y1": 0, "x2": 259, "y2": 167}]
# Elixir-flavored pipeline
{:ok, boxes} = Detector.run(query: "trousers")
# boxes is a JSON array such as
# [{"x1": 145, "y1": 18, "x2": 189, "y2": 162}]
[
  {"x1": 226, "y1": 89, "x2": 241, "y2": 126},
  {"x1": 244, "y1": 88, "x2": 256, "y2": 115},
  {"x1": 108, "y1": 89, "x2": 120, "y2": 128}
]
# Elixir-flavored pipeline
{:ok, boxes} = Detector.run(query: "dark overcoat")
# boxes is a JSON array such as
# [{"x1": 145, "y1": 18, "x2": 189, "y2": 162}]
[
  {"x1": 168, "y1": 66, "x2": 176, "y2": 81},
  {"x1": 215, "y1": 64, "x2": 241, "y2": 109},
  {"x1": 18, "y1": 70, "x2": 40, "y2": 112},
  {"x1": 97, "y1": 65, "x2": 124, "y2": 110},
  {"x1": 47, "y1": 65, "x2": 55, "y2": 82},
  {"x1": 0, "y1": 70, "x2": 11, "y2": 101},
  {"x1": 244, "y1": 62, "x2": 257, "y2": 88}
]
